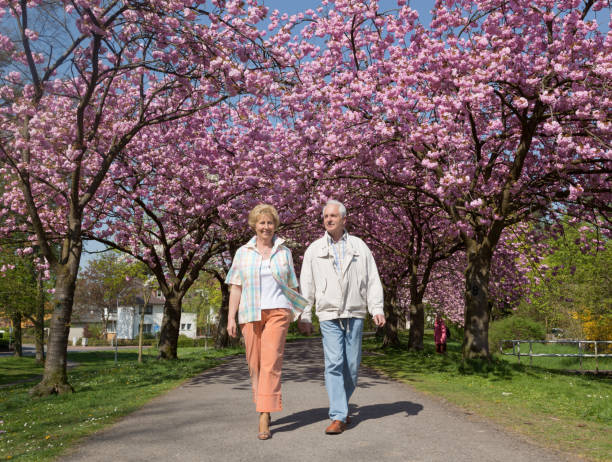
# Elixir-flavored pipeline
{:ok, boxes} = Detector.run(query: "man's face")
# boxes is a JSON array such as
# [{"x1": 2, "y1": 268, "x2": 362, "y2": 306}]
[{"x1": 323, "y1": 204, "x2": 346, "y2": 236}]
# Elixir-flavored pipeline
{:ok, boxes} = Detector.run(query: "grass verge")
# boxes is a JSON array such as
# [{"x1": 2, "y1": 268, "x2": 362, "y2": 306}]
[
  {"x1": 0, "y1": 346, "x2": 242, "y2": 462},
  {"x1": 362, "y1": 332, "x2": 612, "y2": 462},
  {"x1": 0, "y1": 357, "x2": 44, "y2": 387}
]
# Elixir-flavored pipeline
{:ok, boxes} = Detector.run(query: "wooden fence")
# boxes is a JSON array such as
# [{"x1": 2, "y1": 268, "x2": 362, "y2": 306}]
[{"x1": 499, "y1": 339, "x2": 612, "y2": 372}]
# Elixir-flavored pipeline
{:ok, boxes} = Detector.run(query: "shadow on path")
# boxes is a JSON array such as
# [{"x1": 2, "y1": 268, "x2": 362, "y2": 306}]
[{"x1": 272, "y1": 401, "x2": 424, "y2": 433}]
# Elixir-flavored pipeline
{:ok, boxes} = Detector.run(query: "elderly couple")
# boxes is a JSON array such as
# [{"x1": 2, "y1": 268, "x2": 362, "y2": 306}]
[{"x1": 226, "y1": 200, "x2": 386, "y2": 440}]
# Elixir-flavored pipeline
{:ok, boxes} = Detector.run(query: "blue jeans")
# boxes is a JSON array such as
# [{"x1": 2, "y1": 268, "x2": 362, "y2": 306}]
[{"x1": 319, "y1": 318, "x2": 364, "y2": 422}]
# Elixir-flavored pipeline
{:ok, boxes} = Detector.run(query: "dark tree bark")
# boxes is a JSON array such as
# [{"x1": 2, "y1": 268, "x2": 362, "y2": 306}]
[
  {"x1": 34, "y1": 272, "x2": 45, "y2": 364},
  {"x1": 158, "y1": 293, "x2": 183, "y2": 360},
  {"x1": 11, "y1": 311, "x2": 23, "y2": 357},
  {"x1": 407, "y1": 301, "x2": 425, "y2": 351},
  {"x1": 461, "y1": 241, "x2": 494, "y2": 360},
  {"x1": 215, "y1": 280, "x2": 241, "y2": 348},
  {"x1": 406, "y1": 255, "x2": 438, "y2": 351},
  {"x1": 382, "y1": 286, "x2": 401, "y2": 347},
  {"x1": 30, "y1": 257, "x2": 79, "y2": 396}
]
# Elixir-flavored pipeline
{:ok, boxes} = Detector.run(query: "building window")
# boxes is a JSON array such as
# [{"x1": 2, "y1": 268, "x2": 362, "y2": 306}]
[
  {"x1": 107, "y1": 321, "x2": 117, "y2": 333},
  {"x1": 157, "y1": 290, "x2": 162, "y2": 298},
  {"x1": 138, "y1": 305, "x2": 153, "y2": 315},
  {"x1": 181, "y1": 323, "x2": 185, "y2": 330},
  {"x1": 186, "y1": 323, "x2": 191, "y2": 330},
  {"x1": 139, "y1": 324, "x2": 152, "y2": 334}
]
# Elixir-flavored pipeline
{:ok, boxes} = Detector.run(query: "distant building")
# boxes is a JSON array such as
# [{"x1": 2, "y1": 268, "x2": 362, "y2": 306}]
[{"x1": 71, "y1": 289, "x2": 197, "y2": 341}]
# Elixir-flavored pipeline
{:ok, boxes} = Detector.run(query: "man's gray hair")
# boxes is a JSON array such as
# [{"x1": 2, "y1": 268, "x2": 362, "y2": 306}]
[{"x1": 322, "y1": 200, "x2": 347, "y2": 218}]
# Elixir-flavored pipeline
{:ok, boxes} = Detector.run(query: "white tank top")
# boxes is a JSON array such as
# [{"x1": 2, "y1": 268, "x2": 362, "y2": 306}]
[{"x1": 260, "y1": 259, "x2": 291, "y2": 310}]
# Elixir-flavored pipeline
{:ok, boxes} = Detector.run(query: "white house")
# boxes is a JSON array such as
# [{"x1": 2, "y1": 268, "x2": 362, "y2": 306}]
[{"x1": 110, "y1": 290, "x2": 197, "y2": 339}]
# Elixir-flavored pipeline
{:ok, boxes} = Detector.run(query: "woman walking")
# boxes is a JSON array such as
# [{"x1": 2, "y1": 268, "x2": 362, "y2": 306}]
[{"x1": 226, "y1": 204, "x2": 308, "y2": 440}]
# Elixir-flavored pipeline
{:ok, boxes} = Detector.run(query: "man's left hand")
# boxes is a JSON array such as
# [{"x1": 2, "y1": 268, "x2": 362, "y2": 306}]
[{"x1": 373, "y1": 314, "x2": 386, "y2": 327}]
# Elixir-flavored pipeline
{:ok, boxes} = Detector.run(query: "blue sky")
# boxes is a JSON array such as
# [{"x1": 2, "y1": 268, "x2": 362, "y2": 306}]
[
  {"x1": 261, "y1": 0, "x2": 607, "y2": 33},
  {"x1": 261, "y1": 0, "x2": 433, "y2": 23}
]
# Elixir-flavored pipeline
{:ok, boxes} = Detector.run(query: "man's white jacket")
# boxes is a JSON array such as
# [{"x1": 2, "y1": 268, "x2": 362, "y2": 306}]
[{"x1": 299, "y1": 233, "x2": 385, "y2": 323}]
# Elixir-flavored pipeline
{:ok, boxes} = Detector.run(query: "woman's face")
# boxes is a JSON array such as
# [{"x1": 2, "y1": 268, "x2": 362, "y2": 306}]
[{"x1": 255, "y1": 213, "x2": 276, "y2": 242}]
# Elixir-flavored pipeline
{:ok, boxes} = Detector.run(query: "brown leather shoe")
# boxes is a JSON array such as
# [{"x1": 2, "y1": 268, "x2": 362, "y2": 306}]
[{"x1": 325, "y1": 420, "x2": 346, "y2": 434}]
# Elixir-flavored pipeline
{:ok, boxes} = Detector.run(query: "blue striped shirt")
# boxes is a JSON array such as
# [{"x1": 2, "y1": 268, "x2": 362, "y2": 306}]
[{"x1": 326, "y1": 231, "x2": 348, "y2": 274}]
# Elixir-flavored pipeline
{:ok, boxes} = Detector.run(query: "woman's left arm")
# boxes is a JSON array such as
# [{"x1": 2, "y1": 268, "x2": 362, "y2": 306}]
[{"x1": 285, "y1": 248, "x2": 299, "y2": 289}]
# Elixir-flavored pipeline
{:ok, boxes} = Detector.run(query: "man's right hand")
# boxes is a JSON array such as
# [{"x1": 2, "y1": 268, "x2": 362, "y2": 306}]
[{"x1": 297, "y1": 320, "x2": 313, "y2": 336}]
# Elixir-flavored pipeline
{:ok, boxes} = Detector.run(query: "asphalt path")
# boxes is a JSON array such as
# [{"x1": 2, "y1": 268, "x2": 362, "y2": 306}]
[{"x1": 61, "y1": 338, "x2": 570, "y2": 462}]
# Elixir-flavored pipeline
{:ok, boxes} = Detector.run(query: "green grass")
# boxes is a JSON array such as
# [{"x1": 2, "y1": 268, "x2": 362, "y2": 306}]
[
  {"x1": 0, "y1": 357, "x2": 44, "y2": 387},
  {"x1": 363, "y1": 331, "x2": 612, "y2": 462},
  {"x1": 0, "y1": 346, "x2": 243, "y2": 462}
]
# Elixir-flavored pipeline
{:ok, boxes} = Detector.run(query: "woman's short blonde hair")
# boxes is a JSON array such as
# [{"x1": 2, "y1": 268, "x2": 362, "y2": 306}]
[{"x1": 248, "y1": 204, "x2": 280, "y2": 230}]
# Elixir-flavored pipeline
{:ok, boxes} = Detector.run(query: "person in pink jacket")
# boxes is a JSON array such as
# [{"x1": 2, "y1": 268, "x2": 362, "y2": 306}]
[{"x1": 434, "y1": 313, "x2": 447, "y2": 354}]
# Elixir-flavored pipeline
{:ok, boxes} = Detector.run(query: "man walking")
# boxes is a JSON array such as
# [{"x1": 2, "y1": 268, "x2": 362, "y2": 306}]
[{"x1": 299, "y1": 200, "x2": 386, "y2": 435}]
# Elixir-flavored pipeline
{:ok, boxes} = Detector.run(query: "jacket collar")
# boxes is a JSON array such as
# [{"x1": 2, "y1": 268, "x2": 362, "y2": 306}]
[
  {"x1": 246, "y1": 235, "x2": 285, "y2": 255},
  {"x1": 317, "y1": 232, "x2": 358, "y2": 257}
]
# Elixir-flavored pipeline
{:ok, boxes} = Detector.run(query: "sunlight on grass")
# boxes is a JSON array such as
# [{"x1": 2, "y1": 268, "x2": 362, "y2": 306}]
[
  {"x1": 362, "y1": 332, "x2": 612, "y2": 462},
  {"x1": 0, "y1": 357, "x2": 44, "y2": 386},
  {"x1": 0, "y1": 346, "x2": 242, "y2": 462}
]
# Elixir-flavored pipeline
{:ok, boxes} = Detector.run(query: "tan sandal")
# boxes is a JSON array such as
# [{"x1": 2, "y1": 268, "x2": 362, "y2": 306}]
[{"x1": 258, "y1": 412, "x2": 271, "y2": 440}]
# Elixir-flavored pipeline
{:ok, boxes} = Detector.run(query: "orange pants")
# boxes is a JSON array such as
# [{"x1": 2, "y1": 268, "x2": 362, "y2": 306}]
[{"x1": 240, "y1": 308, "x2": 291, "y2": 413}]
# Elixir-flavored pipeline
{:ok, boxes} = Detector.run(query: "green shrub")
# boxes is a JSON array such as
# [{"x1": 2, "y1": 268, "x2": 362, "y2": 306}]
[
  {"x1": 84, "y1": 323, "x2": 103, "y2": 339},
  {"x1": 177, "y1": 335, "x2": 209, "y2": 347},
  {"x1": 446, "y1": 322, "x2": 463, "y2": 342},
  {"x1": 84, "y1": 337, "x2": 111, "y2": 346},
  {"x1": 74, "y1": 337, "x2": 157, "y2": 347},
  {"x1": 489, "y1": 316, "x2": 546, "y2": 353}
]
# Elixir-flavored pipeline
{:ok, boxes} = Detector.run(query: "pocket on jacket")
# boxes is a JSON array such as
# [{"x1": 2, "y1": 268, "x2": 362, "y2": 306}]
[
  {"x1": 317, "y1": 277, "x2": 327, "y2": 296},
  {"x1": 359, "y1": 283, "x2": 367, "y2": 303}
]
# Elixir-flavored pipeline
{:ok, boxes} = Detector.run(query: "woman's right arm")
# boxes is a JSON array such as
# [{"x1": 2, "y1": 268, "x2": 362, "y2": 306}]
[{"x1": 227, "y1": 284, "x2": 242, "y2": 338}]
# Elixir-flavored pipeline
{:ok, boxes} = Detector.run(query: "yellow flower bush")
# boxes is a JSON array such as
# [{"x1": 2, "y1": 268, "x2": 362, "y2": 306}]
[{"x1": 574, "y1": 309, "x2": 612, "y2": 352}]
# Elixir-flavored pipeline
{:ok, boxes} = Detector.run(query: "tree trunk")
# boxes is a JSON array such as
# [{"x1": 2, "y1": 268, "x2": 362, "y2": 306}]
[
  {"x1": 215, "y1": 281, "x2": 240, "y2": 348},
  {"x1": 35, "y1": 272, "x2": 45, "y2": 364},
  {"x1": 138, "y1": 288, "x2": 151, "y2": 363},
  {"x1": 407, "y1": 266, "x2": 426, "y2": 351},
  {"x1": 407, "y1": 301, "x2": 425, "y2": 351},
  {"x1": 382, "y1": 287, "x2": 401, "y2": 347},
  {"x1": 138, "y1": 304, "x2": 146, "y2": 363},
  {"x1": 11, "y1": 312, "x2": 23, "y2": 357},
  {"x1": 30, "y1": 262, "x2": 78, "y2": 396},
  {"x1": 158, "y1": 294, "x2": 182, "y2": 360},
  {"x1": 462, "y1": 245, "x2": 493, "y2": 360}
]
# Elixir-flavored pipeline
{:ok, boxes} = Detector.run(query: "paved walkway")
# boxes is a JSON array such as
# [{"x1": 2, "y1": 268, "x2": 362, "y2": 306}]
[{"x1": 61, "y1": 339, "x2": 570, "y2": 462}]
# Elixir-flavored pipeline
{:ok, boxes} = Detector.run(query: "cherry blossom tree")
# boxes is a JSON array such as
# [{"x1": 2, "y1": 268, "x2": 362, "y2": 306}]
[
  {"x1": 88, "y1": 116, "x2": 259, "y2": 359},
  {"x1": 0, "y1": 0, "x2": 284, "y2": 395},
  {"x1": 89, "y1": 84, "x2": 320, "y2": 356},
  {"x1": 280, "y1": 0, "x2": 610, "y2": 359},
  {"x1": 335, "y1": 185, "x2": 463, "y2": 348}
]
